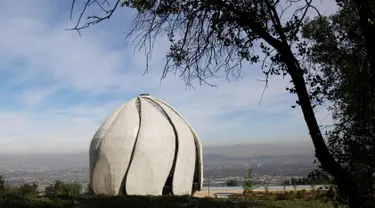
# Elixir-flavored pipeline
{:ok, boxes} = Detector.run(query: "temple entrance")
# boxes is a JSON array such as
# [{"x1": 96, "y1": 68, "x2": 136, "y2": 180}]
[{"x1": 162, "y1": 175, "x2": 173, "y2": 195}]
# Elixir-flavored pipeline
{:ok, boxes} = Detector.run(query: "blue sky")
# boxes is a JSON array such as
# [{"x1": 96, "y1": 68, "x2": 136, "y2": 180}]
[{"x1": 0, "y1": 1, "x2": 337, "y2": 154}]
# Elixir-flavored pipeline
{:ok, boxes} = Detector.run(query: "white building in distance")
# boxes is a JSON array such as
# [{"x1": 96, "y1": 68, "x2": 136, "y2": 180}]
[{"x1": 89, "y1": 94, "x2": 203, "y2": 196}]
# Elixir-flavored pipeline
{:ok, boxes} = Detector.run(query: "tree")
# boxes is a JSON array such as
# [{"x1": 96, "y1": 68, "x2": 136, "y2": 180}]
[
  {"x1": 302, "y1": 0, "x2": 375, "y2": 199},
  {"x1": 291, "y1": 178, "x2": 298, "y2": 191},
  {"x1": 16, "y1": 183, "x2": 39, "y2": 196},
  {"x1": 44, "y1": 185, "x2": 55, "y2": 197},
  {"x1": 84, "y1": 183, "x2": 94, "y2": 195},
  {"x1": 307, "y1": 170, "x2": 332, "y2": 186},
  {"x1": 70, "y1": 0, "x2": 373, "y2": 206},
  {"x1": 0, "y1": 176, "x2": 5, "y2": 194},
  {"x1": 342, "y1": 0, "x2": 375, "y2": 77},
  {"x1": 44, "y1": 181, "x2": 82, "y2": 196},
  {"x1": 243, "y1": 168, "x2": 257, "y2": 195},
  {"x1": 282, "y1": 180, "x2": 290, "y2": 192},
  {"x1": 225, "y1": 179, "x2": 239, "y2": 187},
  {"x1": 3, "y1": 183, "x2": 39, "y2": 196}
]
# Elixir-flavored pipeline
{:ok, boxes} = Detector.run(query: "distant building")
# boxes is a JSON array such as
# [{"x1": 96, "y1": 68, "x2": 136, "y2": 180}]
[{"x1": 89, "y1": 94, "x2": 203, "y2": 196}]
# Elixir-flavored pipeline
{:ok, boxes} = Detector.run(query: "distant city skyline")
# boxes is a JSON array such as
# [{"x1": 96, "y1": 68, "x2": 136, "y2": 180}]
[{"x1": 0, "y1": 1, "x2": 337, "y2": 154}]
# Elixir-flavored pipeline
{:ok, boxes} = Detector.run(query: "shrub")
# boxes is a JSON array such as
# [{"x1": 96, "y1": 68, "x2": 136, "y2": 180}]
[
  {"x1": 287, "y1": 192, "x2": 297, "y2": 200},
  {"x1": 4, "y1": 183, "x2": 39, "y2": 196},
  {"x1": 296, "y1": 190, "x2": 305, "y2": 199},
  {"x1": 44, "y1": 181, "x2": 82, "y2": 197},
  {"x1": 84, "y1": 183, "x2": 94, "y2": 195},
  {"x1": 16, "y1": 183, "x2": 39, "y2": 196},
  {"x1": 274, "y1": 193, "x2": 290, "y2": 200}
]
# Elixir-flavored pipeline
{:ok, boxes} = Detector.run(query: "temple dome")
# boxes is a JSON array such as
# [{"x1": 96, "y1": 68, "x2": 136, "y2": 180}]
[{"x1": 89, "y1": 94, "x2": 203, "y2": 196}]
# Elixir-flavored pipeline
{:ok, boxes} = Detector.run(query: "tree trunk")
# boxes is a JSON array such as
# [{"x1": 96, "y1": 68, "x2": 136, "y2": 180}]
[
  {"x1": 219, "y1": 0, "x2": 373, "y2": 205},
  {"x1": 245, "y1": 12, "x2": 373, "y2": 206},
  {"x1": 278, "y1": 45, "x2": 374, "y2": 207}
]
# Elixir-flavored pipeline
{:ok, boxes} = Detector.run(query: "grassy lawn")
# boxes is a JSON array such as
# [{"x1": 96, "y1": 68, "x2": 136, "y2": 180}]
[{"x1": 0, "y1": 194, "x2": 346, "y2": 208}]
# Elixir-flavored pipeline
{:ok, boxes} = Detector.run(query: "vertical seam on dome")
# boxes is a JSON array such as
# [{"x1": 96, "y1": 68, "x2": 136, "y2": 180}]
[
  {"x1": 151, "y1": 97, "x2": 203, "y2": 191},
  {"x1": 121, "y1": 97, "x2": 142, "y2": 195},
  {"x1": 143, "y1": 97, "x2": 179, "y2": 196}
]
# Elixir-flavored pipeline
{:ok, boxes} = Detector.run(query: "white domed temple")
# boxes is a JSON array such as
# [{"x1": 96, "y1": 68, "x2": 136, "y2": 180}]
[{"x1": 89, "y1": 94, "x2": 203, "y2": 196}]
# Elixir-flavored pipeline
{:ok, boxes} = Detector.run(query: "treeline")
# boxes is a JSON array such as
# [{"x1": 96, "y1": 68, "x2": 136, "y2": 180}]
[
  {"x1": 226, "y1": 176, "x2": 332, "y2": 187},
  {"x1": 225, "y1": 170, "x2": 332, "y2": 187},
  {"x1": 0, "y1": 175, "x2": 92, "y2": 197},
  {"x1": 282, "y1": 177, "x2": 332, "y2": 186},
  {"x1": 282, "y1": 171, "x2": 332, "y2": 186}
]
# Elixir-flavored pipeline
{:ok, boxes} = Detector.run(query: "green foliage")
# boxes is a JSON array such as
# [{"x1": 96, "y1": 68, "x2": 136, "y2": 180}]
[
  {"x1": 10, "y1": 183, "x2": 39, "y2": 196},
  {"x1": 0, "y1": 179, "x2": 39, "y2": 197},
  {"x1": 44, "y1": 181, "x2": 82, "y2": 197},
  {"x1": 243, "y1": 168, "x2": 257, "y2": 195},
  {"x1": 84, "y1": 183, "x2": 94, "y2": 195},
  {"x1": 286, "y1": 174, "x2": 332, "y2": 187},
  {"x1": 295, "y1": 190, "x2": 305, "y2": 199},
  {"x1": 302, "y1": 0, "x2": 375, "y2": 197},
  {"x1": 274, "y1": 193, "x2": 290, "y2": 201},
  {"x1": 307, "y1": 170, "x2": 332, "y2": 186}
]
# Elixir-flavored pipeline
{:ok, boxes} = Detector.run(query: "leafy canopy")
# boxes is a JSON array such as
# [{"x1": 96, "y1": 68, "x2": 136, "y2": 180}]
[{"x1": 302, "y1": 1, "x2": 375, "y2": 196}]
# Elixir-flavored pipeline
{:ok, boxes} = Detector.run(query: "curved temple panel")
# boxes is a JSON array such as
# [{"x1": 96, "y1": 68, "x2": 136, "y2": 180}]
[
  {"x1": 125, "y1": 98, "x2": 176, "y2": 195},
  {"x1": 147, "y1": 97, "x2": 196, "y2": 195},
  {"x1": 152, "y1": 97, "x2": 204, "y2": 191},
  {"x1": 89, "y1": 103, "x2": 125, "y2": 183},
  {"x1": 90, "y1": 102, "x2": 127, "y2": 194},
  {"x1": 90, "y1": 99, "x2": 140, "y2": 195}
]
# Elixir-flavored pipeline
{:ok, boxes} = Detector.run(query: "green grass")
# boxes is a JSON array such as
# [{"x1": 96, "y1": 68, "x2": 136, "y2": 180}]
[{"x1": 0, "y1": 194, "x2": 346, "y2": 208}]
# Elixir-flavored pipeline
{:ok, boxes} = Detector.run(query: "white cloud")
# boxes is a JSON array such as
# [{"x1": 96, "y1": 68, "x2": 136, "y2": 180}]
[{"x1": 14, "y1": 86, "x2": 61, "y2": 106}]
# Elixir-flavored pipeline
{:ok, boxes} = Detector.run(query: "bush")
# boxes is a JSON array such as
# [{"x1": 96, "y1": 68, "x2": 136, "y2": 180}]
[
  {"x1": 274, "y1": 193, "x2": 290, "y2": 200},
  {"x1": 4, "y1": 183, "x2": 39, "y2": 196},
  {"x1": 44, "y1": 181, "x2": 82, "y2": 197},
  {"x1": 15, "y1": 183, "x2": 39, "y2": 196},
  {"x1": 296, "y1": 190, "x2": 305, "y2": 199},
  {"x1": 84, "y1": 183, "x2": 94, "y2": 195}
]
